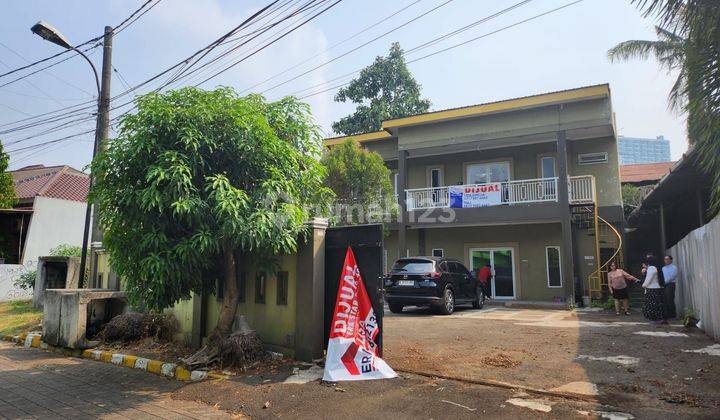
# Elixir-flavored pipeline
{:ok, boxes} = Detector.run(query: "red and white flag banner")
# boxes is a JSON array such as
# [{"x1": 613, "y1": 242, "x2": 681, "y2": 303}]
[{"x1": 323, "y1": 247, "x2": 397, "y2": 382}]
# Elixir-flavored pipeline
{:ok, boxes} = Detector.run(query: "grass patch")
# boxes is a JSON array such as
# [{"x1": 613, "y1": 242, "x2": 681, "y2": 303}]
[{"x1": 0, "y1": 300, "x2": 43, "y2": 336}]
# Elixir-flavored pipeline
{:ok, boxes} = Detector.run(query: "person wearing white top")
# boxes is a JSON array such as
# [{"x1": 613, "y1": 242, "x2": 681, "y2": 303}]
[{"x1": 641, "y1": 255, "x2": 667, "y2": 324}]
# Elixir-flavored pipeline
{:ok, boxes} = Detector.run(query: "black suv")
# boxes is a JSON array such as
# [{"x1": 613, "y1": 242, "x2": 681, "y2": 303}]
[{"x1": 384, "y1": 257, "x2": 484, "y2": 315}]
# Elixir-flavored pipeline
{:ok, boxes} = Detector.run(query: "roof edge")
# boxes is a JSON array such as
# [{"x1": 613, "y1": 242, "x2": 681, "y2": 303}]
[
  {"x1": 324, "y1": 130, "x2": 393, "y2": 146},
  {"x1": 382, "y1": 84, "x2": 611, "y2": 130}
]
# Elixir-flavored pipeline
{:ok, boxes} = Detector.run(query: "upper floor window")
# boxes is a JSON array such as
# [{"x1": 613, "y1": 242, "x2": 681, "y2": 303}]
[{"x1": 466, "y1": 161, "x2": 510, "y2": 185}]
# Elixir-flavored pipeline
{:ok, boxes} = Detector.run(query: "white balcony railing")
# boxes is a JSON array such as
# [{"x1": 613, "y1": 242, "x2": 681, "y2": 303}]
[
  {"x1": 569, "y1": 175, "x2": 596, "y2": 205},
  {"x1": 405, "y1": 175, "x2": 596, "y2": 211}
]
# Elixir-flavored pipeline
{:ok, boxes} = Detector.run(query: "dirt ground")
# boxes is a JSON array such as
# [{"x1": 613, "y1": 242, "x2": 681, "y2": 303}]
[
  {"x1": 384, "y1": 306, "x2": 720, "y2": 418},
  {"x1": 173, "y1": 306, "x2": 720, "y2": 419},
  {"x1": 174, "y1": 368, "x2": 622, "y2": 419}
]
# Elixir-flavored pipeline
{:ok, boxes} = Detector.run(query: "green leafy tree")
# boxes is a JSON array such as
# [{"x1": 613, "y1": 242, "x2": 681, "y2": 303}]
[
  {"x1": 90, "y1": 87, "x2": 332, "y2": 337},
  {"x1": 613, "y1": 1, "x2": 720, "y2": 212},
  {"x1": 0, "y1": 140, "x2": 16, "y2": 209},
  {"x1": 322, "y1": 138, "x2": 393, "y2": 223},
  {"x1": 332, "y1": 42, "x2": 431, "y2": 135}
]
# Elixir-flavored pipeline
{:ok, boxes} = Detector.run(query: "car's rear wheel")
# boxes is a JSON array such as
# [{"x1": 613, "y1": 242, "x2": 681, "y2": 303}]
[
  {"x1": 472, "y1": 285, "x2": 484, "y2": 309},
  {"x1": 388, "y1": 303, "x2": 404, "y2": 314},
  {"x1": 437, "y1": 287, "x2": 455, "y2": 315}
]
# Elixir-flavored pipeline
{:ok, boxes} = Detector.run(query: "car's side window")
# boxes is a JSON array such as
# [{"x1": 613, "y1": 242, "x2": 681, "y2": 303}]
[
  {"x1": 457, "y1": 263, "x2": 471, "y2": 276},
  {"x1": 438, "y1": 261, "x2": 448, "y2": 273},
  {"x1": 447, "y1": 262, "x2": 459, "y2": 274}
]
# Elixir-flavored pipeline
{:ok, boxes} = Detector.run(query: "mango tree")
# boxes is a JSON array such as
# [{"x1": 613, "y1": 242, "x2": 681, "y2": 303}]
[{"x1": 91, "y1": 87, "x2": 332, "y2": 364}]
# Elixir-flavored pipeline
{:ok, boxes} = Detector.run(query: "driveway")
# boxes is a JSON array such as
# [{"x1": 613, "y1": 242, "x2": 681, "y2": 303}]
[
  {"x1": 0, "y1": 342, "x2": 231, "y2": 419},
  {"x1": 383, "y1": 306, "x2": 720, "y2": 418}
]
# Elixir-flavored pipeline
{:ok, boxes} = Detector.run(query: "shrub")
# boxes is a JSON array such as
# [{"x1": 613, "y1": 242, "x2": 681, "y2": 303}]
[{"x1": 14, "y1": 270, "x2": 36, "y2": 290}]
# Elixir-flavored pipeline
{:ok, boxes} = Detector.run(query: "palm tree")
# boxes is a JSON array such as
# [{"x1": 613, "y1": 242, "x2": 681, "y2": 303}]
[
  {"x1": 611, "y1": 0, "x2": 720, "y2": 212},
  {"x1": 607, "y1": 26, "x2": 688, "y2": 113}
]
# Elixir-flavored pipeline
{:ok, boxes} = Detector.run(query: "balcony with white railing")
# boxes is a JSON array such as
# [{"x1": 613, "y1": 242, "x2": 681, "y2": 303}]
[
  {"x1": 405, "y1": 175, "x2": 595, "y2": 211},
  {"x1": 568, "y1": 175, "x2": 595, "y2": 205}
]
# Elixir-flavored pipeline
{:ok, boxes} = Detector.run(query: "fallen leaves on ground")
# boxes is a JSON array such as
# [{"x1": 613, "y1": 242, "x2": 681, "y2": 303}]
[{"x1": 481, "y1": 353, "x2": 521, "y2": 368}]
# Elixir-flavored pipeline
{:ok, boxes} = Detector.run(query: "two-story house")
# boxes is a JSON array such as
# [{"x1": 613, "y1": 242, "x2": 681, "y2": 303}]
[{"x1": 325, "y1": 84, "x2": 624, "y2": 304}]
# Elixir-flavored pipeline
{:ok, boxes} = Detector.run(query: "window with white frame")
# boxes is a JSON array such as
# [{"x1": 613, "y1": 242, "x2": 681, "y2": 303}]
[
  {"x1": 466, "y1": 161, "x2": 510, "y2": 184},
  {"x1": 432, "y1": 248, "x2": 444, "y2": 258},
  {"x1": 546, "y1": 246, "x2": 562, "y2": 288}
]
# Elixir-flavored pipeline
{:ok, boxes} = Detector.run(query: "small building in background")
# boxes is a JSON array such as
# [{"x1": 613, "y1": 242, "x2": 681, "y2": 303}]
[
  {"x1": 617, "y1": 135, "x2": 671, "y2": 164},
  {"x1": 620, "y1": 161, "x2": 677, "y2": 200},
  {"x1": 3, "y1": 164, "x2": 88, "y2": 268}
]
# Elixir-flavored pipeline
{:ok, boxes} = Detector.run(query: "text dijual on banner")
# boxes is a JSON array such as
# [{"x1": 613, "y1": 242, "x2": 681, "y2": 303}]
[
  {"x1": 449, "y1": 183, "x2": 502, "y2": 208},
  {"x1": 322, "y1": 247, "x2": 397, "y2": 382}
]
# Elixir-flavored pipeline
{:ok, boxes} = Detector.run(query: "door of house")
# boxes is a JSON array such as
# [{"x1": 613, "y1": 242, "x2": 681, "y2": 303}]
[
  {"x1": 469, "y1": 248, "x2": 516, "y2": 299},
  {"x1": 324, "y1": 224, "x2": 385, "y2": 354}
]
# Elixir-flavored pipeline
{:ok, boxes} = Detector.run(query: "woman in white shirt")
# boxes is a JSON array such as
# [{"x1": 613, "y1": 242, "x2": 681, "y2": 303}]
[{"x1": 641, "y1": 256, "x2": 668, "y2": 324}]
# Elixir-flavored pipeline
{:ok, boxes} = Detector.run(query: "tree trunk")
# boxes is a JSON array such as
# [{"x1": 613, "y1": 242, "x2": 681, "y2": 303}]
[{"x1": 216, "y1": 239, "x2": 239, "y2": 334}]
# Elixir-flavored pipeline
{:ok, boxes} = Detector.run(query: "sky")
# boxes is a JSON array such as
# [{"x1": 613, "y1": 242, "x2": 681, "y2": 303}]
[{"x1": 0, "y1": 0, "x2": 687, "y2": 171}]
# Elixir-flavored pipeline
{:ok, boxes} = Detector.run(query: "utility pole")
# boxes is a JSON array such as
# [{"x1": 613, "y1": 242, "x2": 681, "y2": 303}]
[{"x1": 79, "y1": 26, "x2": 113, "y2": 288}]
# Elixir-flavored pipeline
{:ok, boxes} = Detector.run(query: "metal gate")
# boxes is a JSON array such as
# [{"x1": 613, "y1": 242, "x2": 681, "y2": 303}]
[{"x1": 324, "y1": 224, "x2": 385, "y2": 354}]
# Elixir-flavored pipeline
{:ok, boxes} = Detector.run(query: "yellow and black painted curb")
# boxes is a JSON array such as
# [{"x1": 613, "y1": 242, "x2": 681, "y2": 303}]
[{"x1": 2, "y1": 332, "x2": 228, "y2": 382}]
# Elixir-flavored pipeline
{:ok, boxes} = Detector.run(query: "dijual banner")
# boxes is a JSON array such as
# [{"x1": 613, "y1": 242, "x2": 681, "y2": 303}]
[
  {"x1": 322, "y1": 247, "x2": 397, "y2": 382},
  {"x1": 449, "y1": 183, "x2": 502, "y2": 208}
]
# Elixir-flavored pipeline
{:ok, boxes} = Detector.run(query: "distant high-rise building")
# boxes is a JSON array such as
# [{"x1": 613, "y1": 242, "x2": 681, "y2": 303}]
[{"x1": 617, "y1": 135, "x2": 671, "y2": 164}]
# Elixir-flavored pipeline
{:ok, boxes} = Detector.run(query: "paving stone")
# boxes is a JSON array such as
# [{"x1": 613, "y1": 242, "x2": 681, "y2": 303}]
[{"x1": 0, "y1": 342, "x2": 231, "y2": 419}]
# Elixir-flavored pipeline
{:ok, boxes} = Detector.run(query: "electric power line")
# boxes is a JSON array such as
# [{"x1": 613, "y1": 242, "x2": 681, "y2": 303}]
[
  {"x1": 258, "y1": 0, "x2": 454, "y2": 95},
  {"x1": 238, "y1": 0, "x2": 424, "y2": 94},
  {"x1": 0, "y1": 0, "x2": 160, "y2": 81},
  {"x1": 296, "y1": 0, "x2": 586, "y2": 99}
]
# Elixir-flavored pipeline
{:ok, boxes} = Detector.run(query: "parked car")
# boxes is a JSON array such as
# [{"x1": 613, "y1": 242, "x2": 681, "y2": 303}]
[{"x1": 384, "y1": 256, "x2": 484, "y2": 315}]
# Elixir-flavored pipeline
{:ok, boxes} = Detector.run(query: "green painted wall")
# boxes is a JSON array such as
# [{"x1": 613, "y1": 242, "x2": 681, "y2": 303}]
[
  {"x1": 398, "y1": 98, "x2": 611, "y2": 150},
  {"x1": 164, "y1": 296, "x2": 195, "y2": 345},
  {"x1": 167, "y1": 253, "x2": 299, "y2": 356},
  {"x1": 387, "y1": 223, "x2": 567, "y2": 302},
  {"x1": 404, "y1": 142, "x2": 557, "y2": 190},
  {"x1": 203, "y1": 253, "x2": 298, "y2": 356}
]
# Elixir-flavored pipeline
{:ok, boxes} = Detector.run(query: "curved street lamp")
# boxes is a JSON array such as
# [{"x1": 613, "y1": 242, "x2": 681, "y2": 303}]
[{"x1": 31, "y1": 20, "x2": 110, "y2": 288}]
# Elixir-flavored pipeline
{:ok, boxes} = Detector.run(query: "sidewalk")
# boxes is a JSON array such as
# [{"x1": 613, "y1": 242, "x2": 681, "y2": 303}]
[{"x1": 0, "y1": 342, "x2": 232, "y2": 419}]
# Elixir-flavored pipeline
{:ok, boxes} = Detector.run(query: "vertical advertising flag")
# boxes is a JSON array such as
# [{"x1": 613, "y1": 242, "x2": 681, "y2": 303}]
[{"x1": 322, "y1": 247, "x2": 397, "y2": 382}]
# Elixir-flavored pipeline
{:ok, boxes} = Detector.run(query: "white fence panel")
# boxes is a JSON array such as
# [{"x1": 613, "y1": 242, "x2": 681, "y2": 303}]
[
  {"x1": 669, "y1": 215, "x2": 720, "y2": 340},
  {"x1": 0, "y1": 264, "x2": 33, "y2": 302}
]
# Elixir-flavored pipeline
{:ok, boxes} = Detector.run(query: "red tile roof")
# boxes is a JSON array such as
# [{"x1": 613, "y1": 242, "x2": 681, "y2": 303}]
[
  {"x1": 620, "y1": 161, "x2": 676, "y2": 184},
  {"x1": 10, "y1": 165, "x2": 88, "y2": 203}
]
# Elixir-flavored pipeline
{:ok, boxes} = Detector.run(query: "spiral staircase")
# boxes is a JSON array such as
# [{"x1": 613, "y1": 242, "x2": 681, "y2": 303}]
[{"x1": 570, "y1": 186, "x2": 624, "y2": 300}]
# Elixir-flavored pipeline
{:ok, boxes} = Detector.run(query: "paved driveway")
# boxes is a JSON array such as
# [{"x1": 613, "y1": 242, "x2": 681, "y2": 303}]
[
  {"x1": 0, "y1": 342, "x2": 231, "y2": 419},
  {"x1": 383, "y1": 306, "x2": 720, "y2": 418}
]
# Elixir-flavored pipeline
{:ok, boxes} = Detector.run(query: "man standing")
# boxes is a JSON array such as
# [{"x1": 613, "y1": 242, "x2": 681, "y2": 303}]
[
  {"x1": 477, "y1": 263, "x2": 492, "y2": 299},
  {"x1": 662, "y1": 255, "x2": 679, "y2": 318}
]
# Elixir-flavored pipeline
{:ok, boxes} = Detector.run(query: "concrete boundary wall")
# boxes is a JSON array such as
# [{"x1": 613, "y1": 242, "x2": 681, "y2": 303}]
[{"x1": 670, "y1": 215, "x2": 720, "y2": 340}]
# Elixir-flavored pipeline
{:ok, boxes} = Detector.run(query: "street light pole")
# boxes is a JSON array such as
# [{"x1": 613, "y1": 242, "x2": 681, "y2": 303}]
[{"x1": 31, "y1": 22, "x2": 113, "y2": 288}]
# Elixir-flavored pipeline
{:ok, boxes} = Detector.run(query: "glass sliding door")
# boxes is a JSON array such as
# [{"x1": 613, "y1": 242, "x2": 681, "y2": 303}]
[{"x1": 469, "y1": 248, "x2": 516, "y2": 299}]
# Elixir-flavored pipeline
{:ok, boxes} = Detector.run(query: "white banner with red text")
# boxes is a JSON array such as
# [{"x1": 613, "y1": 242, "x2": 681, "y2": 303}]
[{"x1": 322, "y1": 247, "x2": 397, "y2": 382}]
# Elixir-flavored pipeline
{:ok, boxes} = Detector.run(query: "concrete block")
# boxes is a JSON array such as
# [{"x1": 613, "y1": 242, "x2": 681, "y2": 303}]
[
  {"x1": 123, "y1": 355, "x2": 138, "y2": 369},
  {"x1": 134, "y1": 357, "x2": 150, "y2": 370},
  {"x1": 175, "y1": 367, "x2": 191, "y2": 381},
  {"x1": 190, "y1": 371, "x2": 208, "y2": 381},
  {"x1": 161, "y1": 363, "x2": 176, "y2": 377},
  {"x1": 147, "y1": 360, "x2": 163, "y2": 374}
]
